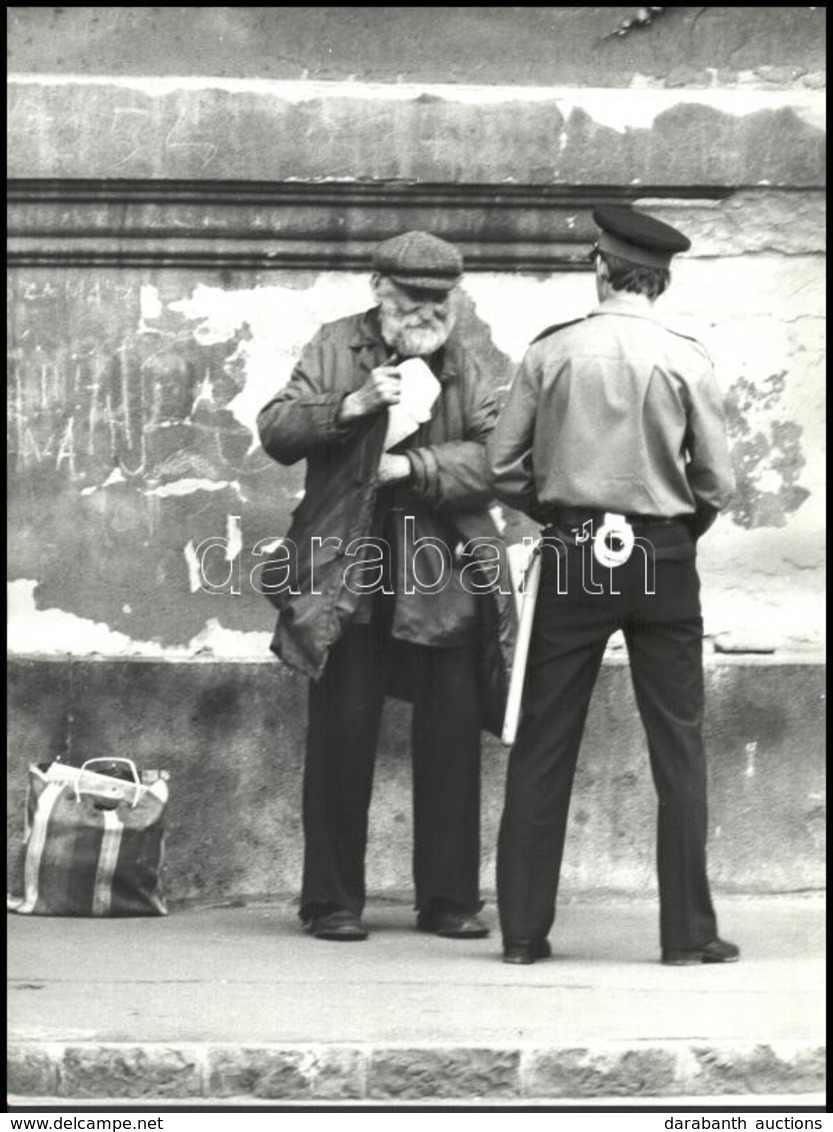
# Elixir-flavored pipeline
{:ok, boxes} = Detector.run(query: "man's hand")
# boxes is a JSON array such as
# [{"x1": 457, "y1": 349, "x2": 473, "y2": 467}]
[
  {"x1": 376, "y1": 453, "x2": 412, "y2": 486},
  {"x1": 338, "y1": 364, "x2": 401, "y2": 423}
]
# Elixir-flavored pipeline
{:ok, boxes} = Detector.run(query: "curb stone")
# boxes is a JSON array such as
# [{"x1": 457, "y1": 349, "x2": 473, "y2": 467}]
[{"x1": 7, "y1": 1041, "x2": 826, "y2": 1102}]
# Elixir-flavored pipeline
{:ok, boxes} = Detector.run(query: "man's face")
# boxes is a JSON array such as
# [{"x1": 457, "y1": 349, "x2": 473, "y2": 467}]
[{"x1": 373, "y1": 276, "x2": 457, "y2": 358}]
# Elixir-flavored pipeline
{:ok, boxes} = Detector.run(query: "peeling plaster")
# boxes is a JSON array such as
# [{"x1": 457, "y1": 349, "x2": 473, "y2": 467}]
[
  {"x1": 8, "y1": 249, "x2": 823, "y2": 660},
  {"x1": 82, "y1": 470, "x2": 245, "y2": 500},
  {"x1": 139, "y1": 284, "x2": 162, "y2": 323},
  {"x1": 186, "y1": 617, "x2": 272, "y2": 658},
  {"x1": 9, "y1": 75, "x2": 826, "y2": 134},
  {"x1": 184, "y1": 514, "x2": 243, "y2": 596},
  {"x1": 165, "y1": 277, "x2": 374, "y2": 443},
  {"x1": 701, "y1": 587, "x2": 824, "y2": 655},
  {"x1": 723, "y1": 375, "x2": 811, "y2": 530},
  {"x1": 144, "y1": 478, "x2": 243, "y2": 499},
  {"x1": 80, "y1": 467, "x2": 126, "y2": 496},
  {"x1": 735, "y1": 68, "x2": 825, "y2": 91},
  {"x1": 8, "y1": 579, "x2": 273, "y2": 659},
  {"x1": 224, "y1": 514, "x2": 243, "y2": 564},
  {"x1": 258, "y1": 537, "x2": 285, "y2": 555},
  {"x1": 189, "y1": 372, "x2": 215, "y2": 416},
  {"x1": 8, "y1": 579, "x2": 167, "y2": 657},
  {"x1": 183, "y1": 541, "x2": 202, "y2": 594}
]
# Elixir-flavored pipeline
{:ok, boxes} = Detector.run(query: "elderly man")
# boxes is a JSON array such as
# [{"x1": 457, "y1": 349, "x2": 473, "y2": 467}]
[
  {"x1": 258, "y1": 230, "x2": 512, "y2": 942},
  {"x1": 489, "y1": 205, "x2": 739, "y2": 966}
]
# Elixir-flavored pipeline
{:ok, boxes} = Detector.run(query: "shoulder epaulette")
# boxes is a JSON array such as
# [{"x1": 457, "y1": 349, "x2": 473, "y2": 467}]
[
  {"x1": 663, "y1": 322, "x2": 713, "y2": 364},
  {"x1": 529, "y1": 317, "x2": 586, "y2": 345}
]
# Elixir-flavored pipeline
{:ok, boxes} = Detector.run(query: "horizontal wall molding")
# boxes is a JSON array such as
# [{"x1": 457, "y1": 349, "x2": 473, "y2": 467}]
[{"x1": 7, "y1": 179, "x2": 732, "y2": 271}]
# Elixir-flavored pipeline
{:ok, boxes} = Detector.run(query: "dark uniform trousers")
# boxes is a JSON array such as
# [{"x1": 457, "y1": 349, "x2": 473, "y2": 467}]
[
  {"x1": 497, "y1": 527, "x2": 718, "y2": 951},
  {"x1": 300, "y1": 601, "x2": 483, "y2": 922}
]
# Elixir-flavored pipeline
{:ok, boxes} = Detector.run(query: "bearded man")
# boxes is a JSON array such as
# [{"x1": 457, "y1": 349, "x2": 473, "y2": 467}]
[{"x1": 258, "y1": 231, "x2": 513, "y2": 942}]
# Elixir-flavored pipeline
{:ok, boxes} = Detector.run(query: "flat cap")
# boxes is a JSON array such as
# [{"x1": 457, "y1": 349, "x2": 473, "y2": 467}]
[
  {"x1": 373, "y1": 230, "x2": 464, "y2": 292},
  {"x1": 593, "y1": 205, "x2": 691, "y2": 269}
]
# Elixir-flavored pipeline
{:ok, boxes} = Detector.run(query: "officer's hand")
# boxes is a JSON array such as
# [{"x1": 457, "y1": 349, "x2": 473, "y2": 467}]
[{"x1": 339, "y1": 365, "x2": 401, "y2": 422}]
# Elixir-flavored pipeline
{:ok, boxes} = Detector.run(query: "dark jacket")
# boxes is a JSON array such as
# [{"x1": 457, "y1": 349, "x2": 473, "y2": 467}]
[{"x1": 257, "y1": 306, "x2": 517, "y2": 737}]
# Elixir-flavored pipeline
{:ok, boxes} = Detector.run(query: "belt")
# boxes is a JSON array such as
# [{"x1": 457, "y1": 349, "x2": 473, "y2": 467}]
[{"x1": 545, "y1": 507, "x2": 685, "y2": 529}]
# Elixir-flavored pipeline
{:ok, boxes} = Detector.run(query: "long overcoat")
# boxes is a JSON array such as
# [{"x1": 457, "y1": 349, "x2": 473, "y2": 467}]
[{"x1": 257, "y1": 307, "x2": 517, "y2": 737}]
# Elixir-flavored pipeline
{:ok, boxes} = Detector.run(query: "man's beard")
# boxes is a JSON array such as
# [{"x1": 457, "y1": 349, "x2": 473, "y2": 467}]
[{"x1": 379, "y1": 300, "x2": 455, "y2": 358}]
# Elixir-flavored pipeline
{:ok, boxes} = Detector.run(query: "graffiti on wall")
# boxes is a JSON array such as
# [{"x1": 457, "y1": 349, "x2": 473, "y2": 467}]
[
  {"x1": 7, "y1": 278, "x2": 261, "y2": 487},
  {"x1": 6, "y1": 273, "x2": 519, "y2": 650}
]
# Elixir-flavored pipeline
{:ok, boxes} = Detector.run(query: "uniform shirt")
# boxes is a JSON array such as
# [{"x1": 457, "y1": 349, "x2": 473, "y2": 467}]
[{"x1": 488, "y1": 293, "x2": 735, "y2": 521}]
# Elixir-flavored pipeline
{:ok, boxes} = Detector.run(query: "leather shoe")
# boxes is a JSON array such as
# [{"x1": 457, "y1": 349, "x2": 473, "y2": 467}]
[
  {"x1": 661, "y1": 938, "x2": 740, "y2": 966},
  {"x1": 305, "y1": 907, "x2": 368, "y2": 941},
  {"x1": 502, "y1": 938, "x2": 552, "y2": 965},
  {"x1": 416, "y1": 908, "x2": 490, "y2": 939}
]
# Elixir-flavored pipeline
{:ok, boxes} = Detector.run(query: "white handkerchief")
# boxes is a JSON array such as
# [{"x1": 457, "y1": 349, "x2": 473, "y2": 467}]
[{"x1": 383, "y1": 357, "x2": 441, "y2": 451}]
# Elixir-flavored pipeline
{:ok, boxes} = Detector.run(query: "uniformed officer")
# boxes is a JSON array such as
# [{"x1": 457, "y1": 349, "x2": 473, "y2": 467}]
[{"x1": 488, "y1": 204, "x2": 739, "y2": 966}]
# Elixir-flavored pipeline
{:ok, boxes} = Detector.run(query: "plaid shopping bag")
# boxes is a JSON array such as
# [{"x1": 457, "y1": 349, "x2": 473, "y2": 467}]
[{"x1": 7, "y1": 758, "x2": 168, "y2": 916}]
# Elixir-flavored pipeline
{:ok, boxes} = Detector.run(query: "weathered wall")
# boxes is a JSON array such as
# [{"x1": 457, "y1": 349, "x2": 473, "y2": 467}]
[
  {"x1": 6, "y1": 9, "x2": 825, "y2": 898},
  {"x1": 5, "y1": 244, "x2": 827, "y2": 655},
  {"x1": 8, "y1": 78, "x2": 826, "y2": 656},
  {"x1": 7, "y1": 7, "x2": 826, "y2": 89}
]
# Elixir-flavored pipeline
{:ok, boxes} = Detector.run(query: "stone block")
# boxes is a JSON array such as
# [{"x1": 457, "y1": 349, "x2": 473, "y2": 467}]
[
  {"x1": 312, "y1": 1047, "x2": 366, "y2": 1100},
  {"x1": 207, "y1": 1045, "x2": 364, "y2": 1100},
  {"x1": 368, "y1": 1047, "x2": 519, "y2": 1099},
  {"x1": 208, "y1": 1047, "x2": 309, "y2": 1099},
  {"x1": 689, "y1": 1042, "x2": 826, "y2": 1096},
  {"x1": 7, "y1": 1044, "x2": 60, "y2": 1097},
  {"x1": 523, "y1": 1045, "x2": 678, "y2": 1098},
  {"x1": 60, "y1": 1044, "x2": 203, "y2": 1098}
]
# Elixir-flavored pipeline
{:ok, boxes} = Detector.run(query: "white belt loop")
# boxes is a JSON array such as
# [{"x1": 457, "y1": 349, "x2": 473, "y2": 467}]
[{"x1": 593, "y1": 512, "x2": 635, "y2": 568}]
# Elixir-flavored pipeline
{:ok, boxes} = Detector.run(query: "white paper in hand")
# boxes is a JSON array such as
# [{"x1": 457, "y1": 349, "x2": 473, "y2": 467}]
[{"x1": 383, "y1": 358, "x2": 441, "y2": 451}]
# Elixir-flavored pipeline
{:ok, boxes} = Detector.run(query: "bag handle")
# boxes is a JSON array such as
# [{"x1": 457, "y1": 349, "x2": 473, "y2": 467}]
[{"x1": 75, "y1": 758, "x2": 141, "y2": 809}]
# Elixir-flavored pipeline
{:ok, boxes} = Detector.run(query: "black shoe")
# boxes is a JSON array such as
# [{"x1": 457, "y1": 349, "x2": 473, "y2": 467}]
[
  {"x1": 661, "y1": 938, "x2": 740, "y2": 966},
  {"x1": 305, "y1": 907, "x2": 368, "y2": 941},
  {"x1": 502, "y1": 938, "x2": 552, "y2": 965},
  {"x1": 416, "y1": 908, "x2": 490, "y2": 939}
]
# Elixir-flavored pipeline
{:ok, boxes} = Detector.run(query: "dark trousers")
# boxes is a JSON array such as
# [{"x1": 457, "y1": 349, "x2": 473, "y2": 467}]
[
  {"x1": 300, "y1": 616, "x2": 483, "y2": 921},
  {"x1": 497, "y1": 536, "x2": 718, "y2": 951}
]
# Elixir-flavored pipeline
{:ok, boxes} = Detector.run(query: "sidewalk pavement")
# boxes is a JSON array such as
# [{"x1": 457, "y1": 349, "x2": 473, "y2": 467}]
[{"x1": 7, "y1": 894, "x2": 825, "y2": 1106}]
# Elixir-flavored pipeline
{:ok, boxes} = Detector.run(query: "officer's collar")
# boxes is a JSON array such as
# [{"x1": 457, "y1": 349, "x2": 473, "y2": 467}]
[{"x1": 588, "y1": 293, "x2": 659, "y2": 321}]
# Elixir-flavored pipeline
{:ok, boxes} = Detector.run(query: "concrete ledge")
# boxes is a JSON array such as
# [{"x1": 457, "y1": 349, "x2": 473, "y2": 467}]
[
  {"x1": 7, "y1": 655, "x2": 825, "y2": 901},
  {"x1": 7, "y1": 1040, "x2": 825, "y2": 1101}
]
